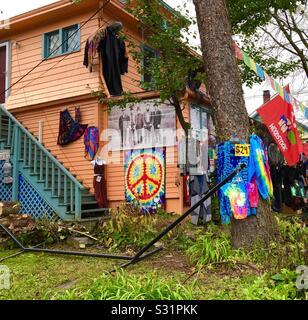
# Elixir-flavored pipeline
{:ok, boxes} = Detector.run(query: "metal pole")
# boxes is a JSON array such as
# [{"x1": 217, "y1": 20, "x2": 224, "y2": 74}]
[
  {"x1": 0, "y1": 223, "x2": 162, "y2": 261},
  {"x1": 0, "y1": 242, "x2": 45, "y2": 263},
  {"x1": 119, "y1": 163, "x2": 246, "y2": 269}
]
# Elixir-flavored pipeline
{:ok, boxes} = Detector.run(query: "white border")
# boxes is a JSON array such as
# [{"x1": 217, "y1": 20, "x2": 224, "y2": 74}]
[{"x1": 0, "y1": 41, "x2": 11, "y2": 102}]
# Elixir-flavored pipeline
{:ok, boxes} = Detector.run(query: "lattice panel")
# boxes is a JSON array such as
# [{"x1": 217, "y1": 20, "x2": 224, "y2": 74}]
[
  {"x1": 18, "y1": 174, "x2": 55, "y2": 220},
  {"x1": 0, "y1": 160, "x2": 12, "y2": 201}
]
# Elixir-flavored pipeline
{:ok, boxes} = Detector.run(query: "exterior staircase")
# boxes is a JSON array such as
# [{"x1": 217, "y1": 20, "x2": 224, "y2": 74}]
[{"x1": 0, "y1": 104, "x2": 109, "y2": 221}]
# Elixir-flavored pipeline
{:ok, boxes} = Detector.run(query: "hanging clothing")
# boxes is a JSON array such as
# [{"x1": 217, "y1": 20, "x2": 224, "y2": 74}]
[
  {"x1": 221, "y1": 180, "x2": 250, "y2": 220},
  {"x1": 270, "y1": 164, "x2": 283, "y2": 212},
  {"x1": 83, "y1": 29, "x2": 105, "y2": 72},
  {"x1": 97, "y1": 26, "x2": 128, "y2": 96},
  {"x1": 217, "y1": 141, "x2": 252, "y2": 224},
  {"x1": 91, "y1": 159, "x2": 108, "y2": 208},
  {"x1": 248, "y1": 134, "x2": 273, "y2": 200},
  {"x1": 57, "y1": 107, "x2": 88, "y2": 146},
  {"x1": 189, "y1": 174, "x2": 211, "y2": 225},
  {"x1": 84, "y1": 126, "x2": 99, "y2": 160}
]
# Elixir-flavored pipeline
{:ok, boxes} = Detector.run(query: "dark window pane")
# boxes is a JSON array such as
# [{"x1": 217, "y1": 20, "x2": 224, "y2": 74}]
[
  {"x1": 143, "y1": 46, "x2": 157, "y2": 85},
  {"x1": 63, "y1": 25, "x2": 79, "y2": 53},
  {"x1": 46, "y1": 31, "x2": 60, "y2": 57}
]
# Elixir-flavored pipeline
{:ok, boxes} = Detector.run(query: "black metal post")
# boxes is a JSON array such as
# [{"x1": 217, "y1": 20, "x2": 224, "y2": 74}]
[
  {"x1": 118, "y1": 163, "x2": 247, "y2": 270},
  {"x1": 0, "y1": 223, "x2": 162, "y2": 261}
]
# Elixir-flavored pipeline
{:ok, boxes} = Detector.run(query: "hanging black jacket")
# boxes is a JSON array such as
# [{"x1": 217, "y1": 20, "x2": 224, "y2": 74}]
[{"x1": 98, "y1": 26, "x2": 128, "y2": 96}]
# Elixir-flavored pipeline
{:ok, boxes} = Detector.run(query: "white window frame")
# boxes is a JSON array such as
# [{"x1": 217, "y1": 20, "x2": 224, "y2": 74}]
[{"x1": 0, "y1": 41, "x2": 11, "y2": 103}]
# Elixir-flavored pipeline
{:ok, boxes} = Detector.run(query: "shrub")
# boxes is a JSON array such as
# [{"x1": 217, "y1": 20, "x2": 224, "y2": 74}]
[{"x1": 54, "y1": 269, "x2": 195, "y2": 300}]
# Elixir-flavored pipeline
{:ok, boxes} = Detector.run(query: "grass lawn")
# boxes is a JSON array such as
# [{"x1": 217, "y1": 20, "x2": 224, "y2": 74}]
[{"x1": 0, "y1": 211, "x2": 306, "y2": 300}]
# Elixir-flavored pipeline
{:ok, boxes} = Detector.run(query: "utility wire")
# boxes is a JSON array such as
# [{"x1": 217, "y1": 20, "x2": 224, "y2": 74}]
[
  {"x1": 13, "y1": 16, "x2": 113, "y2": 98},
  {"x1": 0, "y1": 0, "x2": 111, "y2": 97}
]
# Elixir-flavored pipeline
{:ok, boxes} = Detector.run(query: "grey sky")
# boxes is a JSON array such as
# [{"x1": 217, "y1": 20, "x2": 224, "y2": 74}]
[{"x1": 0, "y1": 0, "x2": 307, "y2": 125}]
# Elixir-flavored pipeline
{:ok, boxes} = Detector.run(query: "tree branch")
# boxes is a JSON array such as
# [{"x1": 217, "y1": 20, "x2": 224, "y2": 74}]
[
  {"x1": 271, "y1": 10, "x2": 308, "y2": 77},
  {"x1": 260, "y1": 26, "x2": 298, "y2": 56},
  {"x1": 289, "y1": 12, "x2": 308, "y2": 49}
]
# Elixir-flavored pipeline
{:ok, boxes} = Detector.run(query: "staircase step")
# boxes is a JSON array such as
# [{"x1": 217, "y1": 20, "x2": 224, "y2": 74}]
[
  {"x1": 81, "y1": 201, "x2": 100, "y2": 210},
  {"x1": 81, "y1": 208, "x2": 109, "y2": 214},
  {"x1": 81, "y1": 208, "x2": 109, "y2": 219}
]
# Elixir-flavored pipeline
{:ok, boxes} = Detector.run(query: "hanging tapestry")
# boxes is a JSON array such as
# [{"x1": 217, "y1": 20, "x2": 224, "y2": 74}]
[
  {"x1": 124, "y1": 147, "x2": 165, "y2": 212},
  {"x1": 84, "y1": 126, "x2": 99, "y2": 160},
  {"x1": 57, "y1": 107, "x2": 88, "y2": 146}
]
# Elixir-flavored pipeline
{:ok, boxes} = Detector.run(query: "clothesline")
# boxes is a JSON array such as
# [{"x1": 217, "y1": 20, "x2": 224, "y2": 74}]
[{"x1": 233, "y1": 42, "x2": 307, "y2": 120}]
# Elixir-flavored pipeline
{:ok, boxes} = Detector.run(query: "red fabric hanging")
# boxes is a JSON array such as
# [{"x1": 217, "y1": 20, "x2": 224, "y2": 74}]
[{"x1": 257, "y1": 94, "x2": 303, "y2": 166}]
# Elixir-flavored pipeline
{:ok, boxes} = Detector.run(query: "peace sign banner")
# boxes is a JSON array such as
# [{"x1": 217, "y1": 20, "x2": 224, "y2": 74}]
[{"x1": 125, "y1": 147, "x2": 166, "y2": 212}]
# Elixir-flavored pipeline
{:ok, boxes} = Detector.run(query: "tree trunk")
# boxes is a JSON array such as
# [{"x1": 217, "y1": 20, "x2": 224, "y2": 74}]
[{"x1": 193, "y1": 0, "x2": 278, "y2": 248}]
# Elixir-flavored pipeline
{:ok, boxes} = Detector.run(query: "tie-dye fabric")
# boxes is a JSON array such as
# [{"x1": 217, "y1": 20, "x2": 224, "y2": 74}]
[
  {"x1": 248, "y1": 134, "x2": 273, "y2": 200},
  {"x1": 124, "y1": 148, "x2": 165, "y2": 213},
  {"x1": 84, "y1": 126, "x2": 99, "y2": 160},
  {"x1": 217, "y1": 141, "x2": 254, "y2": 224},
  {"x1": 221, "y1": 181, "x2": 250, "y2": 220}
]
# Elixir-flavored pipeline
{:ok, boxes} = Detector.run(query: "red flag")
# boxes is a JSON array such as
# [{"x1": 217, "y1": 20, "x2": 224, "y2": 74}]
[
  {"x1": 257, "y1": 94, "x2": 303, "y2": 166},
  {"x1": 232, "y1": 42, "x2": 243, "y2": 60}
]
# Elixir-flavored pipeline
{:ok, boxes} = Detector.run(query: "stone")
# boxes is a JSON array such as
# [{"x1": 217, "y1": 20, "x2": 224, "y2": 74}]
[{"x1": 66, "y1": 236, "x2": 94, "y2": 249}]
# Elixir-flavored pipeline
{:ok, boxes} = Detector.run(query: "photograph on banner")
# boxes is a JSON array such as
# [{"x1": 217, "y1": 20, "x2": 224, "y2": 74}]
[
  {"x1": 177, "y1": 104, "x2": 210, "y2": 175},
  {"x1": 107, "y1": 99, "x2": 176, "y2": 151},
  {"x1": 178, "y1": 133, "x2": 209, "y2": 175}
]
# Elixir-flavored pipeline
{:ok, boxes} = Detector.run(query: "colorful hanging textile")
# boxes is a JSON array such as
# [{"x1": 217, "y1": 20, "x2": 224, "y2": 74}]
[
  {"x1": 124, "y1": 148, "x2": 165, "y2": 213},
  {"x1": 84, "y1": 126, "x2": 99, "y2": 160},
  {"x1": 217, "y1": 141, "x2": 258, "y2": 224},
  {"x1": 248, "y1": 134, "x2": 273, "y2": 199},
  {"x1": 57, "y1": 107, "x2": 88, "y2": 146},
  {"x1": 221, "y1": 180, "x2": 250, "y2": 220},
  {"x1": 217, "y1": 141, "x2": 253, "y2": 224}
]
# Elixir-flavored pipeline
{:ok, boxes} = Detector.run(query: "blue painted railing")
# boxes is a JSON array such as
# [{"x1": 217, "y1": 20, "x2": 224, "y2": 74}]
[{"x1": 0, "y1": 104, "x2": 85, "y2": 220}]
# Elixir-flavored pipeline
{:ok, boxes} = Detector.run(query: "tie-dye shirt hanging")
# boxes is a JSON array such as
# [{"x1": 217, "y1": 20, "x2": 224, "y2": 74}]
[
  {"x1": 221, "y1": 181, "x2": 250, "y2": 220},
  {"x1": 124, "y1": 148, "x2": 165, "y2": 213},
  {"x1": 248, "y1": 134, "x2": 273, "y2": 200},
  {"x1": 217, "y1": 141, "x2": 255, "y2": 224}
]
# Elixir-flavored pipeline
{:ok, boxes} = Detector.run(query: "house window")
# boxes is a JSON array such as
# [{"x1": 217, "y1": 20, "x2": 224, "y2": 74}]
[
  {"x1": 190, "y1": 103, "x2": 210, "y2": 141},
  {"x1": 43, "y1": 24, "x2": 80, "y2": 59},
  {"x1": 141, "y1": 45, "x2": 159, "y2": 88}
]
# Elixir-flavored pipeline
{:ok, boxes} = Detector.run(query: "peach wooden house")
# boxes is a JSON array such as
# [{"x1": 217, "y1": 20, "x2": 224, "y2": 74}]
[{"x1": 0, "y1": 0, "x2": 211, "y2": 221}]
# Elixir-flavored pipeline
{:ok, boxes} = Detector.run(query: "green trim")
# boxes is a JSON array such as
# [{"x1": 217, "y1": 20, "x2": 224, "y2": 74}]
[
  {"x1": 42, "y1": 24, "x2": 80, "y2": 60},
  {"x1": 12, "y1": 126, "x2": 20, "y2": 201},
  {"x1": 159, "y1": 0, "x2": 178, "y2": 16},
  {"x1": 190, "y1": 102, "x2": 212, "y2": 134}
]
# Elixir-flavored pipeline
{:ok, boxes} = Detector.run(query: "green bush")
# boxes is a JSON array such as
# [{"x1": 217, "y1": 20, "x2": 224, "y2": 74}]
[
  {"x1": 185, "y1": 223, "x2": 244, "y2": 266},
  {"x1": 54, "y1": 269, "x2": 195, "y2": 300},
  {"x1": 95, "y1": 204, "x2": 182, "y2": 251}
]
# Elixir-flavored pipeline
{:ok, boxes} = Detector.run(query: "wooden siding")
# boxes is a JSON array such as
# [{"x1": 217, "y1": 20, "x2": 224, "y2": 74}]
[
  {"x1": 5, "y1": 1, "x2": 190, "y2": 214},
  {"x1": 13, "y1": 99, "x2": 98, "y2": 191},
  {"x1": 6, "y1": 7, "x2": 145, "y2": 110}
]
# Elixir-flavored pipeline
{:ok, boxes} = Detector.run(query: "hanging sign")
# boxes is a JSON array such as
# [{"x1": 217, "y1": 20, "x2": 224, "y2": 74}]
[{"x1": 235, "y1": 144, "x2": 250, "y2": 157}]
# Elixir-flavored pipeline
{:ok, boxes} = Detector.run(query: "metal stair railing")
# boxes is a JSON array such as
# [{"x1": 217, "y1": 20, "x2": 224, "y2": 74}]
[{"x1": 0, "y1": 104, "x2": 85, "y2": 220}]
